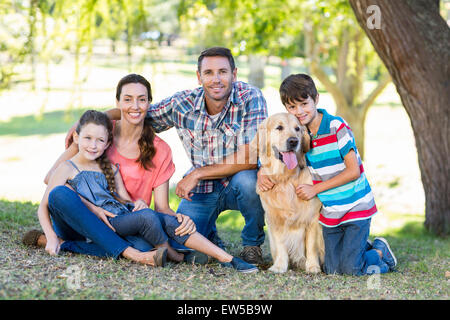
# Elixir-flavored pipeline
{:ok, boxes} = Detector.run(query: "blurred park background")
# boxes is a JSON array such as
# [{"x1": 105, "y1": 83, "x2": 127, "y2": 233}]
[{"x1": 2, "y1": 0, "x2": 449, "y2": 234}]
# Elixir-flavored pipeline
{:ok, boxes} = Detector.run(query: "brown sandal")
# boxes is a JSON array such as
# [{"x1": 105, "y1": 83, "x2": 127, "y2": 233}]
[
  {"x1": 22, "y1": 229, "x2": 45, "y2": 247},
  {"x1": 153, "y1": 247, "x2": 168, "y2": 267}
]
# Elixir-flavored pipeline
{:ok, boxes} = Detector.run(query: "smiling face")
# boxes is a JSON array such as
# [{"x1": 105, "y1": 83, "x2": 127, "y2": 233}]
[
  {"x1": 197, "y1": 56, "x2": 237, "y2": 110},
  {"x1": 284, "y1": 95, "x2": 319, "y2": 127},
  {"x1": 74, "y1": 122, "x2": 110, "y2": 161},
  {"x1": 116, "y1": 82, "x2": 150, "y2": 125}
]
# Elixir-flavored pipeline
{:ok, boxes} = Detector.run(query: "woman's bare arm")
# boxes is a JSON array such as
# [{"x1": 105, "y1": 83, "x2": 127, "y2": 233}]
[{"x1": 44, "y1": 143, "x2": 78, "y2": 185}]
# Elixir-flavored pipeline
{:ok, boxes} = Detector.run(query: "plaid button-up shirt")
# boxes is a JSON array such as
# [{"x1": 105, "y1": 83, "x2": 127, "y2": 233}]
[{"x1": 147, "y1": 81, "x2": 268, "y2": 193}]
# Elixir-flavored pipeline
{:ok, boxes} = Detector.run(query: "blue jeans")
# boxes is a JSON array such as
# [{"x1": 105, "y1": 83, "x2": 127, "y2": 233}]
[
  {"x1": 176, "y1": 169, "x2": 265, "y2": 249},
  {"x1": 322, "y1": 218, "x2": 389, "y2": 276},
  {"x1": 109, "y1": 209, "x2": 190, "y2": 247},
  {"x1": 48, "y1": 185, "x2": 157, "y2": 258}
]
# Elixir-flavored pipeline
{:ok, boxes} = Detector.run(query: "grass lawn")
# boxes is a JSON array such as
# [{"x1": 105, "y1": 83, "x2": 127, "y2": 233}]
[
  {"x1": 0, "y1": 191, "x2": 448, "y2": 300},
  {"x1": 0, "y1": 46, "x2": 447, "y2": 300}
]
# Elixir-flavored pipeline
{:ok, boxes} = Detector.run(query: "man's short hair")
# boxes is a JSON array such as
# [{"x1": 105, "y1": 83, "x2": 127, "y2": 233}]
[
  {"x1": 198, "y1": 47, "x2": 236, "y2": 72},
  {"x1": 279, "y1": 74, "x2": 318, "y2": 105}
]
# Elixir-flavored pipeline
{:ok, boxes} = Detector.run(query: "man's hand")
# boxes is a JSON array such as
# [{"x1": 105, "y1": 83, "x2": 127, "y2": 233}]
[
  {"x1": 256, "y1": 170, "x2": 275, "y2": 192},
  {"x1": 296, "y1": 184, "x2": 317, "y2": 200},
  {"x1": 175, "y1": 171, "x2": 199, "y2": 201},
  {"x1": 174, "y1": 214, "x2": 196, "y2": 236},
  {"x1": 133, "y1": 199, "x2": 148, "y2": 212},
  {"x1": 65, "y1": 121, "x2": 79, "y2": 149}
]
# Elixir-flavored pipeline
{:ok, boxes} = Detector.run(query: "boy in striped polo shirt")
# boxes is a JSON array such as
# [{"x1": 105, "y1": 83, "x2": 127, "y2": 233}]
[{"x1": 258, "y1": 74, "x2": 397, "y2": 275}]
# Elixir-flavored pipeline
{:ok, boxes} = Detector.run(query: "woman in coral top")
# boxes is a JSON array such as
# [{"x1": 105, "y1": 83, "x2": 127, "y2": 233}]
[{"x1": 24, "y1": 74, "x2": 256, "y2": 271}]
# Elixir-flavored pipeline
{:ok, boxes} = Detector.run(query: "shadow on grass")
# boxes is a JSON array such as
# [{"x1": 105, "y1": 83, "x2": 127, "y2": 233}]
[{"x1": 0, "y1": 108, "x2": 107, "y2": 137}]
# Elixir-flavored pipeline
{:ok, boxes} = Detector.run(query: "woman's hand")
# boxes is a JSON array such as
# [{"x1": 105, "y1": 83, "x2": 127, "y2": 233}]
[
  {"x1": 97, "y1": 208, "x2": 117, "y2": 232},
  {"x1": 174, "y1": 214, "x2": 196, "y2": 236},
  {"x1": 45, "y1": 235, "x2": 61, "y2": 256},
  {"x1": 65, "y1": 121, "x2": 79, "y2": 149},
  {"x1": 133, "y1": 199, "x2": 148, "y2": 212}
]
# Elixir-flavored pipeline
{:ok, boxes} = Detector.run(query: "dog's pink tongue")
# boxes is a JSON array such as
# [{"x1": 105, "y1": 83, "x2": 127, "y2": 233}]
[{"x1": 280, "y1": 151, "x2": 298, "y2": 170}]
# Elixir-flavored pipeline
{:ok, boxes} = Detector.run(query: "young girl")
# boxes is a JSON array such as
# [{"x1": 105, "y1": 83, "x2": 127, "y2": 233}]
[{"x1": 37, "y1": 109, "x2": 258, "y2": 273}]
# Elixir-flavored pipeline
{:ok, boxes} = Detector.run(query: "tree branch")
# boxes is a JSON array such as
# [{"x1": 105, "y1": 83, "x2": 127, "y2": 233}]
[{"x1": 360, "y1": 72, "x2": 391, "y2": 113}]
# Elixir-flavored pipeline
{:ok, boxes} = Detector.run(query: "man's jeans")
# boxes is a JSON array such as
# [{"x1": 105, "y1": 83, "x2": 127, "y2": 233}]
[
  {"x1": 176, "y1": 169, "x2": 265, "y2": 249},
  {"x1": 322, "y1": 218, "x2": 388, "y2": 275},
  {"x1": 48, "y1": 185, "x2": 157, "y2": 258}
]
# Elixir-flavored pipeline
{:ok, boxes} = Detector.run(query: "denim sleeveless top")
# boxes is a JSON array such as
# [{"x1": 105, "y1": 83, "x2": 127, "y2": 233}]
[{"x1": 66, "y1": 160, "x2": 134, "y2": 215}]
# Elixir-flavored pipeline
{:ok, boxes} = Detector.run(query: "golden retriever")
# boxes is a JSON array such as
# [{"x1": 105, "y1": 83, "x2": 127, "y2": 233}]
[{"x1": 250, "y1": 113, "x2": 324, "y2": 273}]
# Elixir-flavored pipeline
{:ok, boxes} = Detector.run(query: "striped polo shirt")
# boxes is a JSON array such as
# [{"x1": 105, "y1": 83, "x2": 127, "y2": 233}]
[{"x1": 306, "y1": 109, "x2": 377, "y2": 227}]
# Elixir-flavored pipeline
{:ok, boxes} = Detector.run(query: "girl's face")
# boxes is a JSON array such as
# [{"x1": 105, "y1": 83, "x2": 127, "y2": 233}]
[
  {"x1": 74, "y1": 123, "x2": 110, "y2": 161},
  {"x1": 117, "y1": 82, "x2": 149, "y2": 125}
]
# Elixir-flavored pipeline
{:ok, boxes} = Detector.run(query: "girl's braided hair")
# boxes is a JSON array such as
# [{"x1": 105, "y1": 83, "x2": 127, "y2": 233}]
[{"x1": 76, "y1": 110, "x2": 125, "y2": 203}]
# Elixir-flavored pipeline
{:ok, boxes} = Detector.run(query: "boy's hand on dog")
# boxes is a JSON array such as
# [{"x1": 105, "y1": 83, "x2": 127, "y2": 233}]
[
  {"x1": 296, "y1": 184, "x2": 317, "y2": 200},
  {"x1": 257, "y1": 170, "x2": 275, "y2": 192}
]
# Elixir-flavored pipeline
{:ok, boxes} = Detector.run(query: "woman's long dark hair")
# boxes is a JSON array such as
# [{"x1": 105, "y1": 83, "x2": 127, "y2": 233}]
[
  {"x1": 116, "y1": 73, "x2": 156, "y2": 170},
  {"x1": 76, "y1": 110, "x2": 124, "y2": 203}
]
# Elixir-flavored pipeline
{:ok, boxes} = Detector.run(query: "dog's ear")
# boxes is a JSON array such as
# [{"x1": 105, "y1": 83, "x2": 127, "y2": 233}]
[
  {"x1": 296, "y1": 127, "x2": 310, "y2": 169},
  {"x1": 249, "y1": 119, "x2": 268, "y2": 163},
  {"x1": 301, "y1": 127, "x2": 311, "y2": 153}
]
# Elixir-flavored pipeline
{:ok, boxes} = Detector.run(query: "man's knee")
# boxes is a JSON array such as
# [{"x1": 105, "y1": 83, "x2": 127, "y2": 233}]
[{"x1": 230, "y1": 170, "x2": 258, "y2": 194}]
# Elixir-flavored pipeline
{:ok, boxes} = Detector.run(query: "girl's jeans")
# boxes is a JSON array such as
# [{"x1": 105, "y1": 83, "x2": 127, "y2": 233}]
[
  {"x1": 322, "y1": 218, "x2": 388, "y2": 275},
  {"x1": 48, "y1": 185, "x2": 160, "y2": 258},
  {"x1": 175, "y1": 169, "x2": 266, "y2": 250},
  {"x1": 109, "y1": 209, "x2": 190, "y2": 247}
]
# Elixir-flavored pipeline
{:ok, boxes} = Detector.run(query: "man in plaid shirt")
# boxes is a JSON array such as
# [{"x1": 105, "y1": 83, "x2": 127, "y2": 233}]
[{"x1": 147, "y1": 47, "x2": 267, "y2": 265}]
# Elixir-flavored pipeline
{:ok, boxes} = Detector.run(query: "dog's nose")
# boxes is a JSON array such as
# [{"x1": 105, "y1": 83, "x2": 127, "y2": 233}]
[{"x1": 287, "y1": 137, "x2": 299, "y2": 150}]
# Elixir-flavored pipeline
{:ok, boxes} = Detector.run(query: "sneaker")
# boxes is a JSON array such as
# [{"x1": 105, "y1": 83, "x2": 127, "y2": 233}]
[
  {"x1": 239, "y1": 246, "x2": 264, "y2": 265},
  {"x1": 372, "y1": 237, "x2": 397, "y2": 270},
  {"x1": 183, "y1": 250, "x2": 209, "y2": 265},
  {"x1": 220, "y1": 257, "x2": 259, "y2": 273}
]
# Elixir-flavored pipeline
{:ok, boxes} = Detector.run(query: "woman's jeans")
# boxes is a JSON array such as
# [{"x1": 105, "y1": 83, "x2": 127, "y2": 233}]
[
  {"x1": 322, "y1": 218, "x2": 389, "y2": 276},
  {"x1": 175, "y1": 169, "x2": 266, "y2": 250},
  {"x1": 48, "y1": 186, "x2": 158, "y2": 258},
  {"x1": 109, "y1": 209, "x2": 190, "y2": 247}
]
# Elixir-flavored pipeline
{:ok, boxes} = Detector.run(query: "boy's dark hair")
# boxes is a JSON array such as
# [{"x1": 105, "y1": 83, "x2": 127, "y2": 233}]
[
  {"x1": 279, "y1": 74, "x2": 318, "y2": 105},
  {"x1": 197, "y1": 47, "x2": 236, "y2": 72}
]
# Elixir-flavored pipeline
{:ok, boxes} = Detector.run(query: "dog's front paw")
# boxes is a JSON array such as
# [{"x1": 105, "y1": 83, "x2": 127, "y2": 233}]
[
  {"x1": 305, "y1": 263, "x2": 321, "y2": 274},
  {"x1": 269, "y1": 264, "x2": 288, "y2": 273},
  {"x1": 306, "y1": 266, "x2": 321, "y2": 273}
]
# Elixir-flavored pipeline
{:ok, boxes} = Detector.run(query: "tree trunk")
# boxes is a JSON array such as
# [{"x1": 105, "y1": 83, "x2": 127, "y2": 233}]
[
  {"x1": 350, "y1": 0, "x2": 450, "y2": 236},
  {"x1": 248, "y1": 54, "x2": 266, "y2": 89}
]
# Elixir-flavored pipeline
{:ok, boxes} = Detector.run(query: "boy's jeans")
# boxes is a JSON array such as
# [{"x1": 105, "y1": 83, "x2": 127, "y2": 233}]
[
  {"x1": 48, "y1": 185, "x2": 155, "y2": 258},
  {"x1": 175, "y1": 169, "x2": 266, "y2": 249},
  {"x1": 322, "y1": 218, "x2": 388, "y2": 275}
]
